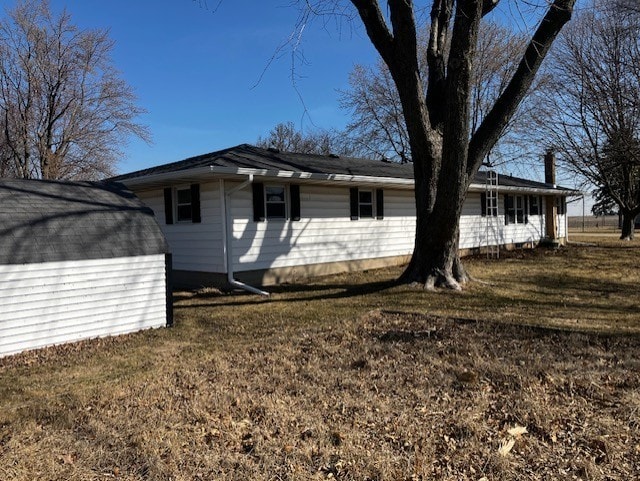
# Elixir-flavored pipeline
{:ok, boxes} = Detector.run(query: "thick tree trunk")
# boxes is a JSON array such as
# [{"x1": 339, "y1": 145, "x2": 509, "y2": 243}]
[
  {"x1": 620, "y1": 210, "x2": 635, "y2": 240},
  {"x1": 400, "y1": 178, "x2": 468, "y2": 290},
  {"x1": 351, "y1": 0, "x2": 576, "y2": 290}
]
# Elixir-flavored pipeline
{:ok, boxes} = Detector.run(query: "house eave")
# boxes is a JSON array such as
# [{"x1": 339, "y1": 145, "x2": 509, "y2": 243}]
[
  {"x1": 468, "y1": 183, "x2": 580, "y2": 196},
  {"x1": 117, "y1": 166, "x2": 416, "y2": 191},
  {"x1": 117, "y1": 166, "x2": 578, "y2": 196}
]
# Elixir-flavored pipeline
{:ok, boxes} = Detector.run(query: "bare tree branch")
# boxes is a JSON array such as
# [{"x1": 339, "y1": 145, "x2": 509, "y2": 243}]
[
  {"x1": 467, "y1": 0, "x2": 576, "y2": 175},
  {"x1": 0, "y1": 0, "x2": 149, "y2": 180}
]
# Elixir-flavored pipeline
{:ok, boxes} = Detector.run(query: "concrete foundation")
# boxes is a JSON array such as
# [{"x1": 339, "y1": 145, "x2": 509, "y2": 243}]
[{"x1": 172, "y1": 238, "x2": 567, "y2": 290}]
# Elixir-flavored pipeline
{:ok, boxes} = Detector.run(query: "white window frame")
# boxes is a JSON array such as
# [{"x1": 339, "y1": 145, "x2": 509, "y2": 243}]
[
  {"x1": 506, "y1": 195, "x2": 526, "y2": 225},
  {"x1": 264, "y1": 184, "x2": 287, "y2": 220},
  {"x1": 529, "y1": 195, "x2": 540, "y2": 216},
  {"x1": 515, "y1": 195, "x2": 525, "y2": 224},
  {"x1": 358, "y1": 189, "x2": 374, "y2": 219},
  {"x1": 175, "y1": 186, "x2": 193, "y2": 223}
]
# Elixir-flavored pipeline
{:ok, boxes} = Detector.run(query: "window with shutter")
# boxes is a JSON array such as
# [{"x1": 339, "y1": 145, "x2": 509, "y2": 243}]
[
  {"x1": 253, "y1": 183, "x2": 301, "y2": 221},
  {"x1": 176, "y1": 187, "x2": 192, "y2": 222},
  {"x1": 358, "y1": 190, "x2": 374, "y2": 218},
  {"x1": 506, "y1": 194, "x2": 526, "y2": 224},
  {"x1": 529, "y1": 195, "x2": 540, "y2": 216},
  {"x1": 350, "y1": 187, "x2": 382, "y2": 219},
  {"x1": 265, "y1": 185, "x2": 286, "y2": 219}
]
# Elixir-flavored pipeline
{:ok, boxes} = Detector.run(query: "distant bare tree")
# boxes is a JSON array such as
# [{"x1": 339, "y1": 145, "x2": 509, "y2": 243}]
[
  {"x1": 340, "y1": 61, "x2": 411, "y2": 162},
  {"x1": 537, "y1": 1, "x2": 640, "y2": 239},
  {"x1": 256, "y1": 121, "x2": 358, "y2": 156},
  {"x1": 339, "y1": 22, "x2": 543, "y2": 166},
  {"x1": 0, "y1": 0, "x2": 149, "y2": 180}
]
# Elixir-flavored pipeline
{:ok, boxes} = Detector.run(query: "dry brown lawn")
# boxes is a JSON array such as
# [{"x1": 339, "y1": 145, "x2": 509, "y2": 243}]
[{"x1": 0, "y1": 241, "x2": 639, "y2": 480}]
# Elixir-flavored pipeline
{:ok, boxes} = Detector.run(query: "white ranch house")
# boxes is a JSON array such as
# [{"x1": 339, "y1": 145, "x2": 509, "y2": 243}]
[
  {"x1": 112, "y1": 144, "x2": 575, "y2": 291},
  {"x1": 0, "y1": 179, "x2": 172, "y2": 357}
]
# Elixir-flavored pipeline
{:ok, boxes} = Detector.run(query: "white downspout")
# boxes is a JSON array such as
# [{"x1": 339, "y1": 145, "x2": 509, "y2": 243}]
[{"x1": 220, "y1": 174, "x2": 269, "y2": 296}]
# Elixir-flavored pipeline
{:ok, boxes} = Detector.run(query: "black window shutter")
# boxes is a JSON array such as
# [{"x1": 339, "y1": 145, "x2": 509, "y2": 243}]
[
  {"x1": 290, "y1": 184, "x2": 301, "y2": 221},
  {"x1": 524, "y1": 195, "x2": 529, "y2": 224},
  {"x1": 481, "y1": 192, "x2": 487, "y2": 217},
  {"x1": 350, "y1": 187, "x2": 359, "y2": 220},
  {"x1": 190, "y1": 183, "x2": 201, "y2": 223},
  {"x1": 504, "y1": 194, "x2": 509, "y2": 225},
  {"x1": 252, "y1": 183, "x2": 265, "y2": 222},
  {"x1": 376, "y1": 189, "x2": 384, "y2": 220},
  {"x1": 163, "y1": 187, "x2": 174, "y2": 225}
]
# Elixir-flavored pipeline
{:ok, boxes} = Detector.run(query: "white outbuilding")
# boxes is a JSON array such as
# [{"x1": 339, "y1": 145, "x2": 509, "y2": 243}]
[{"x1": 0, "y1": 179, "x2": 172, "y2": 357}]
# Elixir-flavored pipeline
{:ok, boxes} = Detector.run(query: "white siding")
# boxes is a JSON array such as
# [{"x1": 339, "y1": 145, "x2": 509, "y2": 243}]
[
  {"x1": 230, "y1": 184, "x2": 416, "y2": 272},
  {"x1": 137, "y1": 182, "x2": 224, "y2": 272},
  {"x1": 558, "y1": 213, "x2": 567, "y2": 238},
  {"x1": 460, "y1": 193, "x2": 547, "y2": 248},
  {"x1": 133, "y1": 183, "x2": 567, "y2": 277},
  {"x1": 0, "y1": 254, "x2": 167, "y2": 357}
]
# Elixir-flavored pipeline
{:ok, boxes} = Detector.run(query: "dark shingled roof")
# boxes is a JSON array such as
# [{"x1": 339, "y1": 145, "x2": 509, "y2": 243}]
[
  {"x1": 111, "y1": 144, "x2": 573, "y2": 192},
  {"x1": 111, "y1": 144, "x2": 416, "y2": 181},
  {"x1": 0, "y1": 179, "x2": 169, "y2": 266}
]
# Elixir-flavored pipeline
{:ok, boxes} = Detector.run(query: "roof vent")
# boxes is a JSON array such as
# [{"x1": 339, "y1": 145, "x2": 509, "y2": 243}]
[
  {"x1": 328, "y1": 153, "x2": 340, "y2": 158},
  {"x1": 267, "y1": 147, "x2": 280, "y2": 153}
]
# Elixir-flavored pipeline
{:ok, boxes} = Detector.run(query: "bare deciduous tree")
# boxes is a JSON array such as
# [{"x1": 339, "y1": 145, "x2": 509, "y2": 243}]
[
  {"x1": 340, "y1": 60, "x2": 412, "y2": 162},
  {"x1": 340, "y1": 21, "x2": 535, "y2": 166},
  {"x1": 0, "y1": 0, "x2": 149, "y2": 180},
  {"x1": 335, "y1": 0, "x2": 575, "y2": 289},
  {"x1": 256, "y1": 121, "x2": 359, "y2": 156},
  {"x1": 536, "y1": 1, "x2": 640, "y2": 240}
]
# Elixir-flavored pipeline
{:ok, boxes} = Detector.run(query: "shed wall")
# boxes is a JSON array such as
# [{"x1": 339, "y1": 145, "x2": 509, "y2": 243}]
[{"x1": 0, "y1": 254, "x2": 168, "y2": 357}]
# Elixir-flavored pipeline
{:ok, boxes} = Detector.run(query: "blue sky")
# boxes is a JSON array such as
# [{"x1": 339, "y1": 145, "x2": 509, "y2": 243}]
[
  {"x1": 2, "y1": 0, "x2": 378, "y2": 174},
  {"x1": 0, "y1": 0, "x2": 590, "y2": 203}
]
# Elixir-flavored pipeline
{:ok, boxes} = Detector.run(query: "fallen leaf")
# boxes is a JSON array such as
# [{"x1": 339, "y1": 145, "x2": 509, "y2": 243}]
[
  {"x1": 498, "y1": 438, "x2": 515, "y2": 456},
  {"x1": 508, "y1": 425, "x2": 528, "y2": 437},
  {"x1": 58, "y1": 453, "x2": 75, "y2": 465}
]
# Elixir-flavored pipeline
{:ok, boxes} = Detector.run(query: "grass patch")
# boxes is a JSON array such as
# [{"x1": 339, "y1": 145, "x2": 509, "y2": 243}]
[{"x1": 0, "y1": 243, "x2": 639, "y2": 480}]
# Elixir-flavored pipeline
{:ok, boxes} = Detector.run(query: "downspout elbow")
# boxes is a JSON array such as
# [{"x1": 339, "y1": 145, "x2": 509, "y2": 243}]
[{"x1": 224, "y1": 174, "x2": 269, "y2": 297}]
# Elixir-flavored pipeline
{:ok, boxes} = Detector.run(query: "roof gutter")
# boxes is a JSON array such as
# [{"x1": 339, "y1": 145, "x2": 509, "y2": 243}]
[
  {"x1": 467, "y1": 183, "x2": 581, "y2": 196},
  {"x1": 117, "y1": 165, "x2": 579, "y2": 196},
  {"x1": 117, "y1": 165, "x2": 416, "y2": 189},
  {"x1": 221, "y1": 175, "x2": 269, "y2": 297}
]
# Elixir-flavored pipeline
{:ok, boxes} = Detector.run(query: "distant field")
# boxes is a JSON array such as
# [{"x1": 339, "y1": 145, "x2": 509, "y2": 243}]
[
  {"x1": 0, "y1": 242, "x2": 639, "y2": 480},
  {"x1": 568, "y1": 215, "x2": 619, "y2": 231}
]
